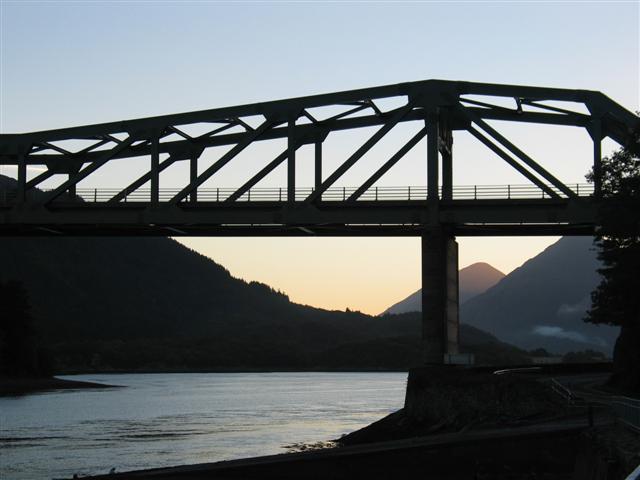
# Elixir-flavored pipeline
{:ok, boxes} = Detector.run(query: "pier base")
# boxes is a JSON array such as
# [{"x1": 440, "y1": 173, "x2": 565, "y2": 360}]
[{"x1": 421, "y1": 228, "x2": 459, "y2": 364}]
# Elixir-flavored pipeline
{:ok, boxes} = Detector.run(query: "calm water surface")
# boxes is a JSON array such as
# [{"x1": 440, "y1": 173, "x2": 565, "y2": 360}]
[{"x1": 0, "y1": 372, "x2": 407, "y2": 479}]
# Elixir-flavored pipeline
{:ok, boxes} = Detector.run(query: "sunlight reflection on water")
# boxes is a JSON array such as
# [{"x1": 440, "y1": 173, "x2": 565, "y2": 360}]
[{"x1": 0, "y1": 372, "x2": 406, "y2": 479}]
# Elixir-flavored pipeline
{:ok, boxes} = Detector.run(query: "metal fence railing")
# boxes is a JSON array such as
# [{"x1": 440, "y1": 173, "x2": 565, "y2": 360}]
[
  {"x1": 549, "y1": 378, "x2": 586, "y2": 407},
  {"x1": 549, "y1": 377, "x2": 640, "y2": 434},
  {"x1": 0, "y1": 183, "x2": 595, "y2": 205},
  {"x1": 610, "y1": 396, "x2": 640, "y2": 433}
]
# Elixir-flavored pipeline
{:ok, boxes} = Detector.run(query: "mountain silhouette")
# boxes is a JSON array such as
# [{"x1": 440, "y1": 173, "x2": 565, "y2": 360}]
[
  {"x1": 461, "y1": 237, "x2": 619, "y2": 354},
  {"x1": 382, "y1": 262, "x2": 505, "y2": 315},
  {"x1": 0, "y1": 235, "x2": 528, "y2": 370}
]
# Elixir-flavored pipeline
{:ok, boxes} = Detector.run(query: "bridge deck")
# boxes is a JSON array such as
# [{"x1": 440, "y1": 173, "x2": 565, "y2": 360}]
[{"x1": 0, "y1": 183, "x2": 596, "y2": 237}]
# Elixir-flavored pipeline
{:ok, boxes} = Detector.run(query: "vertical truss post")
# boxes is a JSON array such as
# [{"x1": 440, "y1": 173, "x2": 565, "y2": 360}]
[
  {"x1": 68, "y1": 173, "x2": 77, "y2": 199},
  {"x1": 591, "y1": 119, "x2": 602, "y2": 198},
  {"x1": 17, "y1": 151, "x2": 26, "y2": 203},
  {"x1": 439, "y1": 112, "x2": 453, "y2": 200},
  {"x1": 67, "y1": 168, "x2": 80, "y2": 200},
  {"x1": 287, "y1": 117, "x2": 296, "y2": 202},
  {"x1": 151, "y1": 134, "x2": 160, "y2": 205},
  {"x1": 190, "y1": 151, "x2": 198, "y2": 203},
  {"x1": 315, "y1": 141, "x2": 322, "y2": 191},
  {"x1": 426, "y1": 109, "x2": 439, "y2": 201}
]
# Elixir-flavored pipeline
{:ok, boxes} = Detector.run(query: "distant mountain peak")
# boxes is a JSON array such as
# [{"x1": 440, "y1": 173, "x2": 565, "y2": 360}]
[
  {"x1": 465, "y1": 261, "x2": 502, "y2": 271},
  {"x1": 381, "y1": 262, "x2": 505, "y2": 315}
]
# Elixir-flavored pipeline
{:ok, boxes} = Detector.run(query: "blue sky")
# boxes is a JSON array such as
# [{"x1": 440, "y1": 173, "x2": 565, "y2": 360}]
[
  {"x1": 2, "y1": 2, "x2": 637, "y2": 131},
  {"x1": 1, "y1": 1, "x2": 638, "y2": 314}
]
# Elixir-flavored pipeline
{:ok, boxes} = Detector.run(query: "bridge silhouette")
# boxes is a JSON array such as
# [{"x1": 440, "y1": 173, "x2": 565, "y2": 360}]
[{"x1": 1, "y1": 79, "x2": 638, "y2": 363}]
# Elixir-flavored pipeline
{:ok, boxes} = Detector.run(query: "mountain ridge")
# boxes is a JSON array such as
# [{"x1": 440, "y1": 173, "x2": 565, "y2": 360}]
[
  {"x1": 461, "y1": 236, "x2": 619, "y2": 354},
  {"x1": 0, "y1": 234, "x2": 532, "y2": 370}
]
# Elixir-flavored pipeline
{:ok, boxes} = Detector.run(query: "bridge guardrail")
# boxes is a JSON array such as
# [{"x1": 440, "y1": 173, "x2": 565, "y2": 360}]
[{"x1": 0, "y1": 183, "x2": 595, "y2": 205}]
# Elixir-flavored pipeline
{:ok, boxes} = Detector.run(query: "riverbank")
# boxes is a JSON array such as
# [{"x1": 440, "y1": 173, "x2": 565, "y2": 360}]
[
  {"x1": 82, "y1": 366, "x2": 637, "y2": 480},
  {"x1": 0, "y1": 376, "x2": 118, "y2": 396}
]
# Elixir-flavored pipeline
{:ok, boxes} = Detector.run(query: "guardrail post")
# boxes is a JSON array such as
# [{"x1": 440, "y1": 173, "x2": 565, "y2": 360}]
[
  {"x1": 507, "y1": 184, "x2": 511, "y2": 199},
  {"x1": 576, "y1": 183, "x2": 579, "y2": 196},
  {"x1": 279, "y1": 187, "x2": 282, "y2": 202},
  {"x1": 248, "y1": 189, "x2": 251, "y2": 202},
  {"x1": 474, "y1": 185, "x2": 477, "y2": 200},
  {"x1": 408, "y1": 185, "x2": 411, "y2": 200},
  {"x1": 375, "y1": 186, "x2": 378, "y2": 201},
  {"x1": 216, "y1": 188, "x2": 219, "y2": 202},
  {"x1": 94, "y1": 189, "x2": 97, "y2": 202},
  {"x1": 343, "y1": 187, "x2": 346, "y2": 201}
]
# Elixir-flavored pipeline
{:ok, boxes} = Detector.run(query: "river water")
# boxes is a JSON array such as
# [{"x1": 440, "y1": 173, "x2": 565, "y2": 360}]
[{"x1": 0, "y1": 372, "x2": 407, "y2": 479}]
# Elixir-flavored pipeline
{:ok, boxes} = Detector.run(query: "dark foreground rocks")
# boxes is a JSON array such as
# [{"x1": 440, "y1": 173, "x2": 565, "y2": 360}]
[{"x1": 340, "y1": 366, "x2": 565, "y2": 445}]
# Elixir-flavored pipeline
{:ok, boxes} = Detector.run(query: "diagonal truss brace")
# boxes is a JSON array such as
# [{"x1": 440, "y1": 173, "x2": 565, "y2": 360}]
[
  {"x1": 347, "y1": 126, "x2": 428, "y2": 201},
  {"x1": 467, "y1": 127, "x2": 559, "y2": 199},
  {"x1": 457, "y1": 104, "x2": 577, "y2": 198},
  {"x1": 305, "y1": 104, "x2": 414, "y2": 203},
  {"x1": 225, "y1": 150, "x2": 288, "y2": 202},
  {"x1": 109, "y1": 154, "x2": 179, "y2": 203},
  {"x1": 168, "y1": 119, "x2": 276, "y2": 205},
  {"x1": 39, "y1": 137, "x2": 136, "y2": 205}
]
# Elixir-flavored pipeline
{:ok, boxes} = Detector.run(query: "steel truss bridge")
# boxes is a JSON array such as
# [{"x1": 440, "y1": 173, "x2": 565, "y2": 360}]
[
  {"x1": 0, "y1": 79, "x2": 637, "y2": 237},
  {"x1": 1, "y1": 79, "x2": 638, "y2": 363}
]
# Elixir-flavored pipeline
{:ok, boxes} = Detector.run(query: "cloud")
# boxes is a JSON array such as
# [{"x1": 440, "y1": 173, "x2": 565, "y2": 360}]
[
  {"x1": 532, "y1": 325, "x2": 588, "y2": 343},
  {"x1": 556, "y1": 296, "x2": 591, "y2": 317}
]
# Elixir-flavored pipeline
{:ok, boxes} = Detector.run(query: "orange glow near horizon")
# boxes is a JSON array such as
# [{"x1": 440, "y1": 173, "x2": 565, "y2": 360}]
[{"x1": 176, "y1": 236, "x2": 561, "y2": 316}]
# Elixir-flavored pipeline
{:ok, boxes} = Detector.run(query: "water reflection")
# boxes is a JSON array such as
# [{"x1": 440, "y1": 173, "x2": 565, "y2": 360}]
[{"x1": 1, "y1": 372, "x2": 406, "y2": 479}]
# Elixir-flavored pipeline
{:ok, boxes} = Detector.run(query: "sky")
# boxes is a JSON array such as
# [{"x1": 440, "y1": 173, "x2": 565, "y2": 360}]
[{"x1": 0, "y1": 1, "x2": 638, "y2": 315}]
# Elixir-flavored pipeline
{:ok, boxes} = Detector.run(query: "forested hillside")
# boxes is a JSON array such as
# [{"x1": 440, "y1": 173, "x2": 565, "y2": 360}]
[{"x1": 0, "y1": 236, "x2": 530, "y2": 371}]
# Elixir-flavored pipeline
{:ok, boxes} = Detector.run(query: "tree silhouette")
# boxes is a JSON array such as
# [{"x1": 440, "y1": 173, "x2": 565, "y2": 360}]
[
  {"x1": 586, "y1": 144, "x2": 640, "y2": 392},
  {"x1": 0, "y1": 280, "x2": 52, "y2": 377}
]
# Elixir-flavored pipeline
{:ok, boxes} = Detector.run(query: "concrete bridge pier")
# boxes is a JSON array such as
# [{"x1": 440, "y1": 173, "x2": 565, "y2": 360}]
[{"x1": 421, "y1": 228, "x2": 459, "y2": 364}]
